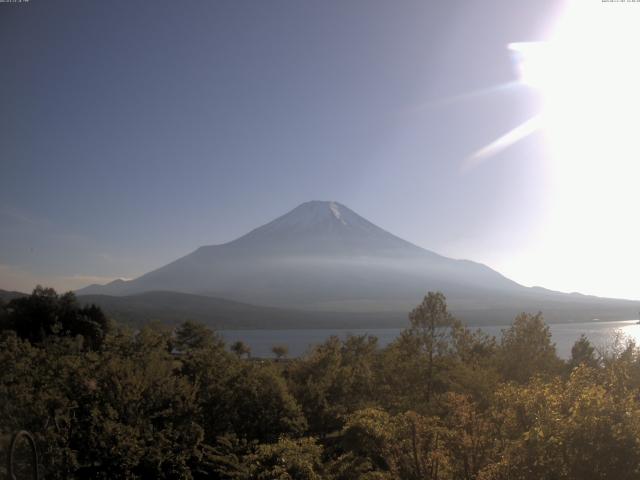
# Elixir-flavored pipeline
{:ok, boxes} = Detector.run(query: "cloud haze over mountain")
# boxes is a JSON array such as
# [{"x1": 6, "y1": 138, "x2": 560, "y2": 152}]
[{"x1": 78, "y1": 201, "x2": 640, "y2": 325}]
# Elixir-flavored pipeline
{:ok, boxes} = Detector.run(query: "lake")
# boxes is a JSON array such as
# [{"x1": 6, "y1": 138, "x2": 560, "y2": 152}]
[{"x1": 220, "y1": 319, "x2": 640, "y2": 359}]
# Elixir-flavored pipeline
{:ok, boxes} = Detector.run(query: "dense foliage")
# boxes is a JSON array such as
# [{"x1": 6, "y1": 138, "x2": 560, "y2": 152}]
[{"x1": 2, "y1": 288, "x2": 640, "y2": 479}]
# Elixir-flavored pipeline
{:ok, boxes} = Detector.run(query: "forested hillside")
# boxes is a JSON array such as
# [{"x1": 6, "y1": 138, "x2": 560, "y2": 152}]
[{"x1": 2, "y1": 287, "x2": 640, "y2": 479}]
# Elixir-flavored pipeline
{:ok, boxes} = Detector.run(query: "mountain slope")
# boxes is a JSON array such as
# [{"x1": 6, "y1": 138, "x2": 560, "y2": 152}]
[
  {"x1": 77, "y1": 201, "x2": 521, "y2": 307},
  {"x1": 75, "y1": 290, "x2": 640, "y2": 329},
  {"x1": 76, "y1": 291, "x2": 406, "y2": 329},
  {"x1": 0, "y1": 289, "x2": 28, "y2": 303},
  {"x1": 77, "y1": 201, "x2": 640, "y2": 323}
]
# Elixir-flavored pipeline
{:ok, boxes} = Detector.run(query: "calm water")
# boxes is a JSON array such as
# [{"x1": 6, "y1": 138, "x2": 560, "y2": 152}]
[{"x1": 220, "y1": 320, "x2": 640, "y2": 359}]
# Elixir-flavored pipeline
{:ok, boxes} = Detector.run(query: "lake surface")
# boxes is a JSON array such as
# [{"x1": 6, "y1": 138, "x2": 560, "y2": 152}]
[{"x1": 220, "y1": 320, "x2": 640, "y2": 359}]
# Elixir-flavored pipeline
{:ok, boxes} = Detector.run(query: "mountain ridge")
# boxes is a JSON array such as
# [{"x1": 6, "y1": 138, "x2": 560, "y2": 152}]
[{"x1": 75, "y1": 201, "x2": 640, "y2": 323}]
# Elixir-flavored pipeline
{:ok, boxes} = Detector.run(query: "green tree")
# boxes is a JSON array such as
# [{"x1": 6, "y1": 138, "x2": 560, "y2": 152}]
[
  {"x1": 483, "y1": 365, "x2": 640, "y2": 480},
  {"x1": 568, "y1": 334, "x2": 599, "y2": 370},
  {"x1": 231, "y1": 340, "x2": 251, "y2": 359},
  {"x1": 179, "y1": 342, "x2": 306, "y2": 445},
  {"x1": 287, "y1": 335, "x2": 378, "y2": 435},
  {"x1": 2, "y1": 286, "x2": 110, "y2": 349},
  {"x1": 498, "y1": 312, "x2": 563, "y2": 384},
  {"x1": 174, "y1": 320, "x2": 222, "y2": 352},
  {"x1": 241, "y1": 437, "x2": 324, "y2": 480},
  {"x1": 224, "y1": 363, "x2": 307, "y2": 443},
  {"x1": 377, "y1": 330, "x2": 429, "y2": 412},
  {"x1": 0, "y1": 325, "x2": 205, "y2": 479},
  {"x1": 0, "y1": 298, "x2": 9, "y2": 331},
  {"x1": 272, "y1": 344, "x2": 289, "y2": 361},
  {"x1": 448, "y1": 325, "x2": 500, "y2": 406},
  {"x1": 337, "y1": 408, "x2": 394, "y2": 476},
  {"x1": 337, "y1": 408, "x2": 450, "y2": 480},
  {"x1": 407, "y1": 292, "x2": 459, "y2": 403},
  {"x1": 441, "y1": 393, "x2": 496, "y2": 480}
]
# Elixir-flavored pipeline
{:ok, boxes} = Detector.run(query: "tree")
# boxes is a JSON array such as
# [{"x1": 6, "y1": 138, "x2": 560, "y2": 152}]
[
  {"x1": 4, "y1": 286, "x2": 60, "y2": 343},
  {"x1": 498, "y1": 312, "x2": 563, "y2": 383},
  {"x1": 231, "y1": 340, "x2": 251, "y2": 359},
  {"x1": 2, "y1": 286, "x2": 110, "y2": 349},
  {"x1": 0, "y1": 298, "x2": 8, "y2": 331},
  {"x1": 338, "y1": 408, "x2": 394, "y2": 473},
  {"x1": 442, "y1": 393, "x2": 496, "y2": 480},
  {"x1": 174, "y1": 320, "x2": 222, "y2": 352},
  {"x1": 287, "y1": 335, "x2": 378, "y2": 435},
  {"x1": 449, "y1": 325, "x2": 500, "y2": 406},
  {"x1": 204, "y1": 362, "x2": 307, "y2": 443},
  {"x1": 272, "y1": 344, "x2": 289, "y2": 361},
  {"x1": 241, "y1": 437, "x2": 324, "y2": 480},
  {"x1": 569, "y1": 334, "x2": 599, "y2": 370},
  {"x1": 407, "y1": 292, "x2": 459, "y2": 402},
  {"x1": 337, "y1": 408, "x2": 451, "y2": 479},
  {"x1": 484, "y1": 365, "x2": 640, "y2": 480},
  {"x1": 0, "y1": 325, "x2": 205, "y2": 479},
  {"x1": 378, "y1": 330, "x2": 430, "y2": 411}
]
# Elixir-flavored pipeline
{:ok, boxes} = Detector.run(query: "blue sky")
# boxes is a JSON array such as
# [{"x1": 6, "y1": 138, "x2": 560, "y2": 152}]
[{"x1": 4, "y1": 0, "x2": 605, "y2": 296}]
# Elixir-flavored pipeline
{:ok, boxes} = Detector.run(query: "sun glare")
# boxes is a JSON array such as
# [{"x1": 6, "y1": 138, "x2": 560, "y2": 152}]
[{"x1": 491, "y1": 1, "x2": 640, "y2": 299}]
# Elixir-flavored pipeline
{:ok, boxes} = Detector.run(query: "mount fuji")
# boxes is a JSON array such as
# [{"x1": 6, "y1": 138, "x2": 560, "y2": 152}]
[{"x1": 77, "y1": 201, "x2": 640, "y2": 325}]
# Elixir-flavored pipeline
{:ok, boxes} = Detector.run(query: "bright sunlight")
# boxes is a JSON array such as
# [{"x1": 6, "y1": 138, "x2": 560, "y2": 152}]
[{"x1": 485, "y1": 0, "x2": 640, "y2": 299}]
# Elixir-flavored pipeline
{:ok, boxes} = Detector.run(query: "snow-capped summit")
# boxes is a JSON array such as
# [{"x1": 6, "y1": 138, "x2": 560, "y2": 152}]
[
  {"x1": 329, "y1": 202, "x2": 346, "y2": 224},
  {"x1": 225, "y1": 200, "x2": 427, "y2": 257}
]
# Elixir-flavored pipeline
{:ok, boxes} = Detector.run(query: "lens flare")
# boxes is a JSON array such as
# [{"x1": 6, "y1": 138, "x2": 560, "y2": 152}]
[{"x1": 475, "y1": 0, "x2": 640, "y2": 299}]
